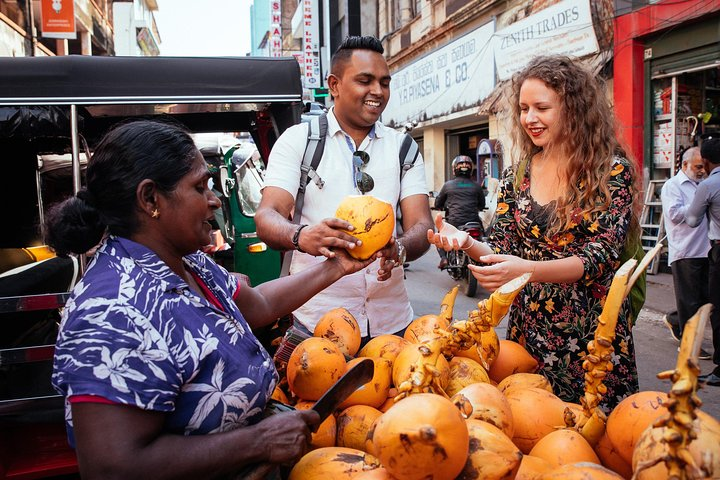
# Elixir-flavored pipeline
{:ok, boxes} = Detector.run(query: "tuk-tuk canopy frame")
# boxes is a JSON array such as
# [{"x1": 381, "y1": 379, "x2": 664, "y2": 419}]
[
  {"x1": 0, "y1": 55, "x2": 302, "y2": 106},
  {"x1": 0, "y1": 54, "x2": 304, "y2": 254}
]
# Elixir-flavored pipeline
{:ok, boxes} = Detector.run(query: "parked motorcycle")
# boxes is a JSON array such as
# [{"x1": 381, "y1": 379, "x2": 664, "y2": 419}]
[{"x1": 444, "y1": 221, "x2": 485, "y2": 297}]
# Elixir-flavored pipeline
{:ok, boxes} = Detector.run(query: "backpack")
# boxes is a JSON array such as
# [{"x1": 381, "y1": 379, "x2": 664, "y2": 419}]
[
  {"x1": 514, "y1": 156, "x2": 646, "y2": 326},
  {"x1": 280, "y1": 113, "x2": 420, "y2": 276},
  {"x1": 620, "y1": 232, "x2": 646, "y2": 328}
]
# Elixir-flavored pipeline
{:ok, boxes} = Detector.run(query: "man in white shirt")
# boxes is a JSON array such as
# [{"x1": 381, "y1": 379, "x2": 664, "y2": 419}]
[
  {"x1": 256, "y1": 36, "x2": 433, "y2": 342},
  {"x1": 660, "y1": 147, "x2": 709, "y2": 358},
  {"x1": 685, "y1": 137, "x2": 720, "y2": 385}
]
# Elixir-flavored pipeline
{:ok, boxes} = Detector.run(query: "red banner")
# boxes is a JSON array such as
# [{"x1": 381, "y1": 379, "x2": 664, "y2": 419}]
[{"x1": 40, "y1": 0, "x2": 76, "y2": 40}]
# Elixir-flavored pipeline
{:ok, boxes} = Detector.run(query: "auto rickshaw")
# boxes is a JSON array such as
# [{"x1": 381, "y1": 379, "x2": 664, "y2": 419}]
[{"x1": 0, "y1": 55, "x2": 303, "y2": 478}]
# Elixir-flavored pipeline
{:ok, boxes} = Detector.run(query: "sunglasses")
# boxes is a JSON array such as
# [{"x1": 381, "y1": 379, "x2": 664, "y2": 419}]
[{"x1": 352, "y1": 150, "x2": 375, "y2": 194}]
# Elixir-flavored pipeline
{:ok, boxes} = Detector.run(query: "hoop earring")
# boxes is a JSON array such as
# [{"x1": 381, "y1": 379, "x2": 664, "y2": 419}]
[{"x1": 151, "y1": 209, "x2": 160, "y2": 219}]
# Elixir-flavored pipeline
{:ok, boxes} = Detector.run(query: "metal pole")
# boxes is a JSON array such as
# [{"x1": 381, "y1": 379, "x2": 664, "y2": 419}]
[
  {"x1": 70, "y1": 105, "x2": 81, "y2": 195},
  {"x1": 24, "y1": 0, "x2": 36, "y2": 56},
  {"x1": 323, "y1": 0, "x2": 330, "y2": 85},
  {"x1": 70, "y1": 104, "x2": 87, "y2": 273}
]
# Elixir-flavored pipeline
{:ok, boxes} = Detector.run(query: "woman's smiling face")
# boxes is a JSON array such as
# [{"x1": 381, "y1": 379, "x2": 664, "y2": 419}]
[
  {"x1": 160, "y1": 151, "x2": 222, "y2": 254},
  {"x1": 519, "y1": 78, "x2": 563, "y2": 149}
]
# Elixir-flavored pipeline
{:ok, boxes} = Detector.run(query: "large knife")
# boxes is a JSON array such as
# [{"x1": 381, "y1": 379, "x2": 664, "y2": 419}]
[{"x1": 238, "y1": 358, "x2": 375, "y2": 479}]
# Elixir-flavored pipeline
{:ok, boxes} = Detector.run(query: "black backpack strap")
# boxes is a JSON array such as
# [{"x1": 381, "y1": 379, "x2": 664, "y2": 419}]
[
  {"x1": 281, "y1": 113, "x2": 328, "y2": 277},
  {"x1": 396, "y1": 133, "x2": 420, "y2": 235},
  {"x1": 399, "y1": 133, "x2": 419, "y2": 181}
]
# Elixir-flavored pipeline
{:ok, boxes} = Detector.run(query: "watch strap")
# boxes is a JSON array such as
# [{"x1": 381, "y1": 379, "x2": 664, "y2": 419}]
[{"x1": 396, "y1": 239, "x2": 406, "y2": 264}]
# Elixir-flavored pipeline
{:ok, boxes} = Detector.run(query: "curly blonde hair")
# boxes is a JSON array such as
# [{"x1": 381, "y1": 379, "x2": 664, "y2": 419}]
[{"x1": 509, "y1": 55, "x2": 639, "y2": 237}]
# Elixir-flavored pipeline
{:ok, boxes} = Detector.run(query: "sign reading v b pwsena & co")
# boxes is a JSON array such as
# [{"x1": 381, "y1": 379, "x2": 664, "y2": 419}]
[{"x1": 40, "y1": 0, "x2": 76, "y2": 40}]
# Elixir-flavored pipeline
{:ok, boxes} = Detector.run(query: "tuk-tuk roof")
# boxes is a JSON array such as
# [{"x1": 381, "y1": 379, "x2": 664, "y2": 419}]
[{"x1": 0, "y1": 55, "x2": 302, "y2": 105}]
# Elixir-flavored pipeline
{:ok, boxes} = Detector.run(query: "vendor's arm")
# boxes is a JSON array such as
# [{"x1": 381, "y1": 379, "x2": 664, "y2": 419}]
[
  {"x1": 72, "y1": 402, "x2": 319, "y2": 480},
  {"x1": 236, "y1": 248, "x2": 373, "y2": 329}
]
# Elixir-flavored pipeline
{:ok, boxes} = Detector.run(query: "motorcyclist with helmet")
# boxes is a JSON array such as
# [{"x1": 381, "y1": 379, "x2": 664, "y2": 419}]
[{"x1": 433, "y1": 155, "x2": 486, "y2": 269}]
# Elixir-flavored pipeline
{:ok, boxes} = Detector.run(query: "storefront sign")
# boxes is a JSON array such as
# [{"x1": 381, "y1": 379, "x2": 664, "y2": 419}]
[
  {"x1": 302, "y1": 0, "x2": 322, "y2": 87},
  {"x1": 269, "y1": 0, "x2": 282, "y2": 57},
  {"x1": 494, "y1": 0, "x2": 598, "y2": 80},
  {"x1": 40, "y1": 0, "x2": 76, "y2": 39},
  {"x1": 384, "y1": 21, "x2": 495, "y2": 127},
  {"x1": 136, "y1": 27, "x2": 159, "y2": 57}
]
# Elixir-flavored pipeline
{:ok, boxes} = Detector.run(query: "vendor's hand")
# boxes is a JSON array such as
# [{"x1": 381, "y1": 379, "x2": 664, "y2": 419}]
[
  {"x1": 376, "y1": 237, "x2": 401, "y2": 282},
  {"x1": 255, "y1": 409, "x2": 320, "y2": 464},
  {"x1": 426, "y1": 213, "x2": 470, "y2": 251},
  {"x1": 328, "y1": 245, "x2": 376, "y2": 276},
  {"x1": 297, "y1": 218, "x2": 362, "y2": 259},
  {"x1": 468, "y1": 254, "x2": 535, "y2": 291}
]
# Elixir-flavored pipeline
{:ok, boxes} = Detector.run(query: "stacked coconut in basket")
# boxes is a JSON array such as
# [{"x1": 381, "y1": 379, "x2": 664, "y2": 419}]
[
  {"x1": 276, "y1": 197, "x2": 719, "y2": 479},
  {"x1": 272, "y1": 267, "x2": 719, "y2": 480}
]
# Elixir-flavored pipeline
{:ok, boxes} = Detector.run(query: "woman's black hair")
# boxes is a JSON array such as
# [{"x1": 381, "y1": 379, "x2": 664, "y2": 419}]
[{"x1": 45, "y1": 120, "x2": 197, "y2": 256}]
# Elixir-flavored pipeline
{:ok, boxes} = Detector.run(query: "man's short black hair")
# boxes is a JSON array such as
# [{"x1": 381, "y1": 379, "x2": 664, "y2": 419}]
[
  {"x1": 701, "y1": 137, "x2": 720, "y2": 165},
  {"x1": 330, "y1": 36, "x2": 384, "y2": 76}
]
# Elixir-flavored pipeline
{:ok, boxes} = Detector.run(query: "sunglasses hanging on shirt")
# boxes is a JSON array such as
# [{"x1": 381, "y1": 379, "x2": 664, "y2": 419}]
[{"x1": 352, "y1": 150, "x2": 374, "y2": 194}]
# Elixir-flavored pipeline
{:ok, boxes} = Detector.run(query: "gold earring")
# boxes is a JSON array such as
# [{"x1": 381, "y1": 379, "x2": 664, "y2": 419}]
[{"x1": 151, "y1": 209, "x2": 160, "y2": 219}]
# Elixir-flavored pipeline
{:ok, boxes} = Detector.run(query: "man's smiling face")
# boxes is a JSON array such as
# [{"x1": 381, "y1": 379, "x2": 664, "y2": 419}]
[{"x1": 328, "y1": 49, "x2": 391, "y2": 131}]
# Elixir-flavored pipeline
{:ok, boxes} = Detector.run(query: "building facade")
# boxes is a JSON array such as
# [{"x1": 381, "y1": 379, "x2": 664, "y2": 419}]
[
  {"x1": 614, "y1": 0, "x2": 719, "y2": 178},
  {"x1": 113, "y1": 0, "x2": 160, "y2": 56},
  {"x1": 378, "y1": 0, "x2": 615, "y2": 195},
  {"x1": 613, "y1": 0, "x2": 719, "y2": 271},
  {"x1": 1, "y1": 0, "x2": 117, "y2": 57}
]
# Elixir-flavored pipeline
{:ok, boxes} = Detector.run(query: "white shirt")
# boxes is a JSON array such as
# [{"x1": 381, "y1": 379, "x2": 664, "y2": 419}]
[
  {"x1": 661, "y1": 169, "x2": 710, "y2": 264},
  {"x1": 264, "y1": 108, "x2": 429, "y2": 336}
]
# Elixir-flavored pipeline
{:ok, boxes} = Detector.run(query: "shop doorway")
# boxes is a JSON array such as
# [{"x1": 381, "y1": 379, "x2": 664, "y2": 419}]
[
  {"x1": 445, "y1": 125, "x2": 489, "y2": 181},
  {"x1": 649, "y1": 65, "x2": 720, "y2": 179}
]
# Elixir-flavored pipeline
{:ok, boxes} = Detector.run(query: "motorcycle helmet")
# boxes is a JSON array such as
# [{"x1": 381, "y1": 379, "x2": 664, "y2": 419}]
[{"x1": 452, "y1": 155, "x2": 473, "y2": 177}]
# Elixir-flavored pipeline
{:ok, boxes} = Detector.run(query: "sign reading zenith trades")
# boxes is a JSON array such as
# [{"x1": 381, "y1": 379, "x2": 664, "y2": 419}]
[{"x1": 494, "y1": 0, "x2": 599, "y2": 80}]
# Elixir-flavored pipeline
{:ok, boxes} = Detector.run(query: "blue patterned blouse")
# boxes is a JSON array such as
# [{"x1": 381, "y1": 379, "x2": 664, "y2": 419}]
[{"x1": 52, "y1": 236, "x2": 278, "y2": 446}]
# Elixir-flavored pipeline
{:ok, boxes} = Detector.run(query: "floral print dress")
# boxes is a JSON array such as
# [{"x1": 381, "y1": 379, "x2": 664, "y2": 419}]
[{"x1": 488, "y1": 156, "x2": 639, "y2": 411}]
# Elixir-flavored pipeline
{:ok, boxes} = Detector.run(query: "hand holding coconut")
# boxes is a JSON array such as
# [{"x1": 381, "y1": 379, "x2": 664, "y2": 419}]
[
  {"x1": 335, "y1": 195, "x2": 403, "y2": 281},
  {"x1": 293, "y1": 217, "x2": 366, "y2": 259}
]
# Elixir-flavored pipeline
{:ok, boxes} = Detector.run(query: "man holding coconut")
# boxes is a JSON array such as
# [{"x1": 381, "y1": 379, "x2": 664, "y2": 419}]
[{"x1": 256, "y1": 35, "x2": 432, "y2": 343}]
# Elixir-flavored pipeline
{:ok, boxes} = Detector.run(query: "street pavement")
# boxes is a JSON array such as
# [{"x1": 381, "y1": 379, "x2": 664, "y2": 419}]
[{"x1": 404, "y1": 248, "x2": 720, "y2": 419}]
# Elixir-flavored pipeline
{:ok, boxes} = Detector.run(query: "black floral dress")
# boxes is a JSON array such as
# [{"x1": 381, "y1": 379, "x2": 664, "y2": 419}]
[{"x1": 488, "y1": 156, "x2": 639, "y2": 411}]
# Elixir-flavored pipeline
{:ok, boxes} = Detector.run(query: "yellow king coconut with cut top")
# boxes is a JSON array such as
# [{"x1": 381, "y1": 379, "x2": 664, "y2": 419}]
[{"x1": 335, "y1": 195, "x2": 395, "y2": 260}]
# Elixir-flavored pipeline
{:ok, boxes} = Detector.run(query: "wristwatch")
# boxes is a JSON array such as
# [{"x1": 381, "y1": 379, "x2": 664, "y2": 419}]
[{"x1": 396, "y1": 239, "x2": 407, "y2": 265}]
